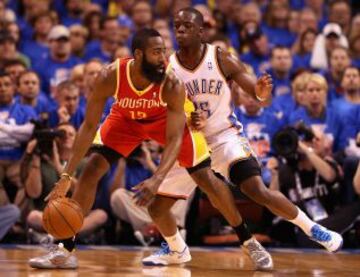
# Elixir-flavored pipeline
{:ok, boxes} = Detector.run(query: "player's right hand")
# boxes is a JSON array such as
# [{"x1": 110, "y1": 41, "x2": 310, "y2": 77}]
[{"x1": 44, "y1": 177, "x2": 72, "y2": 202}]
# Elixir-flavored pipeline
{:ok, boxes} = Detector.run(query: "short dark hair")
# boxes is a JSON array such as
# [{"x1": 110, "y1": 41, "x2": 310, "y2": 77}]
[
  {"x1": 270, "y1": 46, "x2": 291, "y2": 58},
  {"x1": 177, "y1": 7, "x2": 204, "y2": 26},
  {"x1": 0, "y1": 72, "x2": 12, "y2": 80},
  {"x1": 131, "y1": 28, "x2": 161, "y2": 55},
  {"x1": 329, "y1": 0, "x2": 350, "y2": 9},
  {"x1": 18, "y1": 70, "x2": 40, "y2": 84}
]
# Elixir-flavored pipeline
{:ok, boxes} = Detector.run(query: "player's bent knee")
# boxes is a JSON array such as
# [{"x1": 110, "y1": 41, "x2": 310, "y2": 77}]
[
  {"x1": 240, "y1": 176, "x2": 271, "y2": 205},
  {"x1": 27, "y1": 210, "x2": 42, "y2": 225},
  {"x1": 81, "y1": 153, "x2": 110, "y2": 182}
]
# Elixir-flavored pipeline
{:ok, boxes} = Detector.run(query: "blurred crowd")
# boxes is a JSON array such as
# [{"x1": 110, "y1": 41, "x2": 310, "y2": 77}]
[{"x1": 0, "y1": 0, "x2": 359, "y2": 249}]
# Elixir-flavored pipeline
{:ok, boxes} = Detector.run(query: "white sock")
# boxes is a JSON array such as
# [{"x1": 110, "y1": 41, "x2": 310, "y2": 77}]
[
  {"x1": 288, "y1": 207, "x2": 316, "y2": 236},
  {"x1": 164, "y1": 229, "x2": 187, "y2": 252}
]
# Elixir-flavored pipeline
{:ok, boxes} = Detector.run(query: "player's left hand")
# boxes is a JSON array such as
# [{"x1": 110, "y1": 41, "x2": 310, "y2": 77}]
[
  {"x1": 255, "y1": 74, "x2": 273, "y2": 106},
  {"x1": 132, "y1": 175, "x2": 163, "y2": 206}
]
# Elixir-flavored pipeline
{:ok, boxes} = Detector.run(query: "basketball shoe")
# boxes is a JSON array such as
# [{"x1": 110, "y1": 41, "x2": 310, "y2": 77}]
[
  {"x1": 142, "y1": 242, "x2": 191, "y2": 266},
  {"x1": 242, "y1": 238, "x2": 273, "y2": 271},
  {"x1": 28, "y1": 243, "x2": 78, "y2": 269},
  {"x1": 309, "y1": 224, "x2": 343, "y2": 252}
]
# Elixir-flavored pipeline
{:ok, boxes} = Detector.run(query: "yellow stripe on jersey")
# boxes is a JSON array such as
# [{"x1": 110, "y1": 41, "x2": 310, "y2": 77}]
[
  {"x1": 92, "y1": 128, "x2": 103, "y2": 145},
  {"x1": 189, "y1": 128, "x2": 210, "y2": 166},
  {"x1": 184, "y1": 97, "x2": 195, "y2": 117}
]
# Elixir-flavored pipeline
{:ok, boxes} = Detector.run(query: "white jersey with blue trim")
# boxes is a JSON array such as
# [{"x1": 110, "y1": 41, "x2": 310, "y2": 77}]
[{"x1": 169, "y1": 44, "x2": 242, "y2": 138}]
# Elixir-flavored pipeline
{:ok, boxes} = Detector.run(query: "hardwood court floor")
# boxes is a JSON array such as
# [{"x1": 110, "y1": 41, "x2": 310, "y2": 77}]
[{"x1": 1, "y1": 245, "x2": 360, "y2": 277}]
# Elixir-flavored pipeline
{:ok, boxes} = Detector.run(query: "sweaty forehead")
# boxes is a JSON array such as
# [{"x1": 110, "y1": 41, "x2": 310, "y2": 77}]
[{"x1": 175, "y1": 11, "x2": 198, "y2": 24}]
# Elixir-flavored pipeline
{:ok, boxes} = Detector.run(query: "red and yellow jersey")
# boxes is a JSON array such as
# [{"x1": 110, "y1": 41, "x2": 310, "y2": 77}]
[{"x1": 110, "y1": 58, "x2": 167, "y2": 121}]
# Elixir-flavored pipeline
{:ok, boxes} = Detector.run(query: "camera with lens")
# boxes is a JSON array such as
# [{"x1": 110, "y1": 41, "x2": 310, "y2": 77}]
[
  {"x1": 31, "y1": 120, "x2": 66, "y2": 155},
  {"x1": 272, "y1": 121, "x2": 315, "y2": 159}
]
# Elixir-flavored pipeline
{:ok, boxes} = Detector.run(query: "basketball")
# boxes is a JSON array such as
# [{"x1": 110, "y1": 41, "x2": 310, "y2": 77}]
[{"x1": 42, "y1": 198, "x2": 84, "y2": 239}]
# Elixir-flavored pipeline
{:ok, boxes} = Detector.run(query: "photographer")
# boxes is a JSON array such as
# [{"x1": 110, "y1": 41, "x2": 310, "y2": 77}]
[
  {"x1": 23, "y1": 123, "x2": 107, "y2": 243},
  {"x1": 268, "y1": 130, "x2": 360, "y2": 247}
]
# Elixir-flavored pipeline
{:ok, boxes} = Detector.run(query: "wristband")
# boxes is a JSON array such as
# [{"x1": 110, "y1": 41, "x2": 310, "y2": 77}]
[{"x1": 60, "y1": 173, "x2": 72, "y2": 180}]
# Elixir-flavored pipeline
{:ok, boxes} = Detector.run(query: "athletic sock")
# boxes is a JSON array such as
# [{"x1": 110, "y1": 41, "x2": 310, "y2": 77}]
[
  {"x1": 233, "y1": 222, "x2": 252, "y2": 245},
  {"x1": 288, "y1": 206, "x2": 316, "y2": 236},
  {"x1": 164, "y1": 229, "x2": 187, "y2": 252},
  {"x1": 60, "y1": 237, "x2": 76, "y2": 252}
]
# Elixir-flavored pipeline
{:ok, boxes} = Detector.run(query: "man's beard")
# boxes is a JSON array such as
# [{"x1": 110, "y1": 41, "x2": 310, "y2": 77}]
[{"x1": 141, "y1": 57, "x2": 165, "y2": 84}]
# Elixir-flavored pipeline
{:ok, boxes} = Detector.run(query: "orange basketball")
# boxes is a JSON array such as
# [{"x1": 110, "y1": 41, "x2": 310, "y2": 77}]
[{"x1": 43, "y1": 198, "x2": 84, "y2": 239}]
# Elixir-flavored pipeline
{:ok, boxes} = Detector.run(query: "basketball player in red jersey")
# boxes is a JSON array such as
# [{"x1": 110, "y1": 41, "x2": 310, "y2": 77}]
[{"x1": 29, "y1": 28, "x2": 271, "y2": 269}]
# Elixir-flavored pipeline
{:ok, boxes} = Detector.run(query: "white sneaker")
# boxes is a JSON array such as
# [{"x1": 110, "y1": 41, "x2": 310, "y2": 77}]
[
  {"x1": 309, "y1": 224, "x2": 343, "y2": 252},
  {"x1": 142, "y1": 242, "x2": 191, "y2": 266},
  {"x1": 28, "y1": 243, "x2": 78, "y2": 269},
  {"x1": 242, "y1": 238, "x2": 273, "y2": 271}
]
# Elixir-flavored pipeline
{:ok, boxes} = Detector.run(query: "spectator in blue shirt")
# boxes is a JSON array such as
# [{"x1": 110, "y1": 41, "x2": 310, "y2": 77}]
[
  {"x1": 130, "y1": 0, "x2": 153, "y2": 31},
  {"x1": 17, "y1": 71, "x2": 51, "y2": 120},
  {"x1": 3, "y1": 59, "x2": 27, "y2": 88},
  {"x1": 48, "y1": 81, "x2": 84, "y2": 129},
  {"x1": 61, "y1": 0, "x2": 86, "y2": 27},
  {"x1": 321, "y1": 46, "x2": 351, "y2": 103},
  {"x1": 268, "y1": 46, "x2": 293, "y2": 97},
  {"x1": 83, "y1": 17, "x2": 120, "y2": 63},
  {"x1": 335, "y1": 67, "x2": 360, "y2": 153},
  {"x1": 289, "y1": 73, "x2": 342, "y2": 153},
  {"x1": 0, "y1": 73, "x2": 36, "y2": 213},
  {"x1": 328, "y1": 0, "x2": 351, "y2": 36},
  {"x1": 240, "y1": 26, "x2": 271, "y2": 75},
  {"x1": 33, "y1": 25, "x2": 81, "y2": 97},
  {"x1": 69, "y1": 24, "x2": 89, "y2": 60},
  {"x1": 262, "y1": 0, "x2": 296, "y2": 47},
  {"x1": 271, "y1": 71, "x2": 311, "y2": 125},
  {"x1": 21, "y1": 12, "x2": 54, "y2": 64},
  {"x1": 292, "y1": 29, "x2": 317, "y2": 70}
]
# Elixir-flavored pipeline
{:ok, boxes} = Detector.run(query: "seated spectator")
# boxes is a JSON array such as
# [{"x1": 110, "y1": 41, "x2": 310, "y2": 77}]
[
  {"x1": 61, "y1": 0, "x2": 86, "y2": 27},
  {"x1": 310, "y1": 23, "x2": 348, "y2": 70},
  {"x1": 69, "y1": 24, "x2": 89, "y2": 59},
  {"x1": 0, "y1": 73, "x2": 36, "y2": 213},
  {"x1": 81, "y1": 60, "x2": 114, "y2": 122},
  {"x1": 268, "y1": 131, "x2": 360, "y2": 247},
  {"x1": 3, "y1": 59, "x2": 27, "y2": 86},
  {"x1": 20, "y1": 11, "x2": 54, "y2": 63},
  {"x1": 23, "y1": 123, "x2": 108, "y2": 243},
  {"x1": 328, "y1": 0, "x2": 351, "y2": 35},
  {"x1": 84, "y1": 17, "x2": 121, "y2": 63},
  {"x1": 234, "y1": 85, "x2": 283, "y2": 183},
  {"x1": 331, "y1": 66, "x2": 360, "y2": 152},
  {"x1": 82, "y1": 10, "x2": 102, "y2": 43},
  {"x1": 268, "y1": 46, "x2": 293, "y2": 97},
  {"x1": 0, "y1": 204, "x2": 20, "y2": 241},
  {"x1": 0, "y1": 30, "x2": 30, "y2": 70},
  {"x1": 240, "y1": 26, "x2": 271, "y2": 75},
  {"x1": 110, "y1": 142, "x2": 193, "y2": 245},
  {"x1": 48, "y1": 81, "x2": 84, "y2": 129},
  {"x1": 16, "y1": 71, "x2": 51, "y2": 120},
  {"x1": 130, "y1": 0, "x2": 152, "y2": 31},
  {"x1": 321, "y1": 47, "x2": 351, "y2": 103},
  {"x1": 292, "y1": 29, "x2": 317, "y2": 70},
  {"x1": 70, "y1": 64, "x2": 85, "y2": 97},
  {"x1": 289, "y1": 73, "x2": 342, "y2": 152},
  {"x1": 262, "y1": 0, "x2": 296, "y2": 47},
  {"x1": 114, "y1": 46, "x2": 131, "y2": 60},
  {"x1": 271, "y1": 71, "x2": 311, "y2": 125},
  {"x1": 33, "y1": 25, "x2": 81, "y2": 97}
]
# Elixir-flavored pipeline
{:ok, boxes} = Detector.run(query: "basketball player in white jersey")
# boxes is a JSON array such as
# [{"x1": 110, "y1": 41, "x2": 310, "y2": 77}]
[{"x1": 142, "y1": 7, "x2": 343, "y2": 268}]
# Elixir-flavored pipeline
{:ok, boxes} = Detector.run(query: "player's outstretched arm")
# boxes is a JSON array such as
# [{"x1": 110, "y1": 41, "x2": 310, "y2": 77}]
[
  {"x1": 45, "y1": 62, "x2": 118, "y2": 201},
  {"x1": 133, "y1": 75, "x2": 186, "y2": 206},
  {"x1": 217, "y1": 48, "x2": 273, "y2": 106}
]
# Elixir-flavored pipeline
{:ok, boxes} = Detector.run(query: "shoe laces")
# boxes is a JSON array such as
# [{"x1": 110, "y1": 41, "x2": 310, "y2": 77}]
[
  {"x1": 311, "y1": 225, "x2": 331, "y2": 242},
  {"x1": 155, "y1": 242, "x2": 171, "y2": 256}
]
